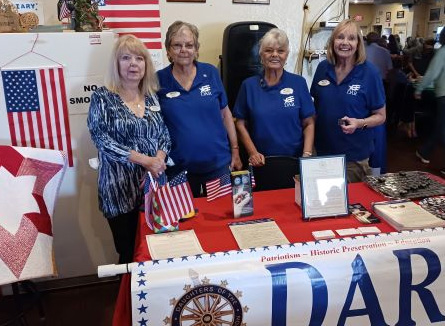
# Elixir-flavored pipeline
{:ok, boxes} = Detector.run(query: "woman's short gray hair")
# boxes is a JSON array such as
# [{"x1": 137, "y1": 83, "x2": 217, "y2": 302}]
[
  {"x1": 259, "y1": 28, "x2": 289, "y2": 54},
  {"x1": 165, "y1": 21, "x2": 200, "y2": 63}
]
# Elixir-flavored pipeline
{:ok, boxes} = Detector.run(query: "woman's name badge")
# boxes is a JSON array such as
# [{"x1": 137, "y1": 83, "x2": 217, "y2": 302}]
[
  {"x1": 318, "y1": 80, "x2": 330, "y2": 86},
  {"x1": 166, "y1": 91, "x2": 180, "y2": 98},
  {"x1": 149, "y1": 106, "x2": 160, "y2": 112},
  {"x1": 280, "y1": 88, "x2": 294, "y2": 95}
]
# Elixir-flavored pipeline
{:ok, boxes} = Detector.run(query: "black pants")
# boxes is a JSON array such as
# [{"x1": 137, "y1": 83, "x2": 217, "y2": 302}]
[{"x1": 107, "y1": 207, "x2": 139, "y2": 264}]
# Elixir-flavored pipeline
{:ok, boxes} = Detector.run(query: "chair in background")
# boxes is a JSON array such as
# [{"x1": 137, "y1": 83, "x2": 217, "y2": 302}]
[{"x1": 252, "y1": 156, "x2": 299, "y2": 191}]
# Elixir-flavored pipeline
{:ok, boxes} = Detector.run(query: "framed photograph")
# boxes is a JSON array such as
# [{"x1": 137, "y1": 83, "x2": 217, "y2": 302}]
[
  {"x1": 167, "y1": 0, "x2": 206, "y2": 2},
  {"x1": 429, "y1": 8, "x2": 440, "y2": 21},
  {"x1": 397, "y1": 11, "x2": 404, "y2": 19},
  {"x1": 386, "y1": 12, "x2": 391, "y2": 22},
  {"x1": 233, "y1": 0, "x2": 270, "y2": 3},
  {"x1": 299, "y1": 155, "x2": 349, "y2": 220},
  {"x1": 376, "y1": 17, "x2": 380, "y2": 24}
]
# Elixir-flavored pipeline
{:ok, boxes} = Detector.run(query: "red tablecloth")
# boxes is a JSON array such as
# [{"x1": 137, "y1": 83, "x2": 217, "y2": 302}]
[{"x1": 112, "y1": 183, "x2": 395, "y2": 326}]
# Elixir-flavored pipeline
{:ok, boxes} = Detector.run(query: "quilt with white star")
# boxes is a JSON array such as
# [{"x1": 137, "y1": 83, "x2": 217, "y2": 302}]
[{"x1": 0, "y1": 145, "x2": 66, "y2": 285}]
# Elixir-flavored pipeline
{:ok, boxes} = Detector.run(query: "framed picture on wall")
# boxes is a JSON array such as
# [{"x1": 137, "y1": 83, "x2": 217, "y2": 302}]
[
  {"x1": 386, "y1": 12, "x2": 391, "y2": 22},
  {"x1": 166, "y1": 0, "x2": 206, "y2": 2},
  {"x1": 397, "y1": 11, "x2": 404, "y2": 19},
  {"x1": 376, "y1": 17, "x2": 380, "y2": 23},
  {"x1": 429, "y1": 8, "x2": 440, "y2": 21},
  {"x1": 233, "y1": 0, "x2": 270, "y2": 3}
]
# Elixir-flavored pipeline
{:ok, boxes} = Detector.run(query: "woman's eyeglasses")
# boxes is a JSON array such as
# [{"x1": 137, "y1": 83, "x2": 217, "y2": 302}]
[{"x1": 170, "y1": 43, "x2": 195, "y2": 51}]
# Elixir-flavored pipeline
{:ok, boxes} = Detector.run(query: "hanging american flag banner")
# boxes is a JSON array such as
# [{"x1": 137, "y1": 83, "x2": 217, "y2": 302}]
[
  {"x1": 1, "y1": 67, "x2": 74, "y2": 167},
  {"x1": 145, "y1": 171, "x2": 195, "y2": 233},
  {"x1": 58, "y1": 0, "x2": 71, "y2": 20},
  {"x1": 97, "y1": 0, "x2": 162, "y2": 50}
]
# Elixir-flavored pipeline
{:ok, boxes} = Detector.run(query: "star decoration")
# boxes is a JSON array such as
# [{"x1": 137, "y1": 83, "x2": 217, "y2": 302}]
[
  {"x1": 201, "y1": 277, "x2": 210, "y2": 285},
  {"x1": 243, "y1": 306, "x2": 249, "y2": 313},
  {"x1": 137, "y1": 279, "x2": 146, "y2": 287},
  {"x1": 169, "y1": 298, "x2": 177, "y2": 306},
  {"x1": 163, "y1": 316, "x2": 171, "y2": 325},
  {"x1": 220, "y1": 280, "x2": 228, "y2": 287},
  {"x1": 235, "y1": 290, "x2": 243, "y2": 298},
  {"x1": 137, "y1": 291, "x2": 147, "y2": 301},
  {"x1": 138, "y1": 262, "x2": 145, "y2": 267},
  {"x1": 181, "y1": 256, "x2": 188, "y2": 261},
  {"x1": 137, "y1": 304, "x2": 147, "y2": 314},
  {"x1": 183, "y1": 284, "x2": 192, "y2": 292},
  {"x1": 167, "y1": 258, "x2": 174, "y2": 263},
  {"x1": 138, "y1": 317, "x2": 148, "y2": 326}
]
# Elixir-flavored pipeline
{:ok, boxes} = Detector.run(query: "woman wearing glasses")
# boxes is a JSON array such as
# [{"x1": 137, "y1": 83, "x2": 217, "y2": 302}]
[{"x1": 157, "y1": 21, "x2": 242, "y2": 197}]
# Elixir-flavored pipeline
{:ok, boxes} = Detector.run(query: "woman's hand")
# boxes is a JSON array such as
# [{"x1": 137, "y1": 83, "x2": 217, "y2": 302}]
[
  {"x1": 231, "y1": 152, "x2": 243, "y2": 171},
  {"x1": 248, "y1": 152, "x2": 265, "y2": 167},
  {"x1": 340, "y1": 116, "x2": 362, "y2": 134},
  {"x1": 142, "y1": 156, "x2": 166, "y2": 178}
]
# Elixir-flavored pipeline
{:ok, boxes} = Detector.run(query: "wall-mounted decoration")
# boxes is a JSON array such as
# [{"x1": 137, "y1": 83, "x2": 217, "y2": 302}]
[
  {"x1": 376, "y1": 17, "x2": 380, "y2": 24},
  {"x1": 233, "y1": 0, "x2": 270, "y2": 4},
  {"x1": 386, "y1": 12, "x2": 391, "y2": 22},
  {"x1": 166, "y1": 0, "x2": 206, "y2": 2},
  {"x1": 396, "y1": 11, "x2": 404, "y2": 19},
  {"x1": 429, "y1": 8, "x2": 440, "y2": 21}
]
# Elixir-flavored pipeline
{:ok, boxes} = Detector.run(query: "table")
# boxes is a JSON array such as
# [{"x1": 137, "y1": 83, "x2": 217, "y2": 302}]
[{"x1": 112, "y1": 183, "x2": 395, "y2": 326}]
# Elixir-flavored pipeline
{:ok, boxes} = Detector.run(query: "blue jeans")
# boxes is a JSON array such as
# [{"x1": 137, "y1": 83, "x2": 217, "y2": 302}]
[{"x1": 418, "y1": 96, "x2": 445, "y2": 161}]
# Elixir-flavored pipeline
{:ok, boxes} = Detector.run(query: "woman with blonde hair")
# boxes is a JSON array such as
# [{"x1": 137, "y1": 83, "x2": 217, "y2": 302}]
[
  {"x1": 88, "y1": 34, "x2": 171, "y2": 263},
  {"x1": 311, "y1": 19, "x2": 386, "y2": 182}
]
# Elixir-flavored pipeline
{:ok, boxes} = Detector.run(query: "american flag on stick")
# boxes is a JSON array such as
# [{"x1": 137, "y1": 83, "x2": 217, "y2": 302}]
[
  {"x1": 206, "y1": 169, "x2": 256, "y2": 202},
  {"x1": 145, "y1": 171, "x2": 195, "y2": 233},
  {"x1": 98, "y1": 0, "x2": 162, "y2": 50},
  {"x1": 1, "y1": 68, "x2": 73, "y2": 167}
]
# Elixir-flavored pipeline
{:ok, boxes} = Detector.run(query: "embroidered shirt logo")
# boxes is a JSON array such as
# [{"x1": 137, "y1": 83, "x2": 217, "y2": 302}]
[
  {"x1": 284, "y1": 96, "x2": 295, "y2": 107},
  {"x1": 200, "y1": 85, "x2": 212, "y2": 96},
  {"x1": 347, "y1": 84, "x2": 361, "y2": 96}
]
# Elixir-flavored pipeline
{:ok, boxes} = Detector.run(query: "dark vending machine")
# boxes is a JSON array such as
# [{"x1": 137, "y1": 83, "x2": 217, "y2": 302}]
[{"x1": 221, "y1": 21, "x2": 277, "y2": 110}]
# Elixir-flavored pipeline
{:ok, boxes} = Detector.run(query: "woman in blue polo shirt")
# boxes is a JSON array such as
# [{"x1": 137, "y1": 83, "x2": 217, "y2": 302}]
[
  {"x1": 157, "y1": 21, "x2": 242, "y2": 197},
  {"x1": 233, "y1": 28, "x2": 316, "y2": 167},
  {"x1": 310, "y1": 19, "x2": 386, "y2": 182}
]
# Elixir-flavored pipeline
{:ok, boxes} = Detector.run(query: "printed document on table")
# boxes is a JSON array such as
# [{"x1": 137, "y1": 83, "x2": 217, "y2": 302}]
[
  {"x1": 229, "y1": 218, "x2": 289, "y2": 249},
  {"x1": 146, "y1": 230, "x2": 205, "y2": 260}
]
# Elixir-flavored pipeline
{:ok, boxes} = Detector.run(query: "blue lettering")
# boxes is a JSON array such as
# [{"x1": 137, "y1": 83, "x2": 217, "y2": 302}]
[
  {"x1": 265, "y1": 262, "x2": 327, "y2": 326},
  {"x1": 394, "y1": 248, "x2": 445, "y2": 326},
  {"x1": 338, "y1": 254, "x2": 388, "y2": 326}
]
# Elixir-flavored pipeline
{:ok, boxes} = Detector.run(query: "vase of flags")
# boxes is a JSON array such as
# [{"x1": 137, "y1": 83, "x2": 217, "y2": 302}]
[{"x1": 57, "y1": 0, "x2": 104, "y2": 32}]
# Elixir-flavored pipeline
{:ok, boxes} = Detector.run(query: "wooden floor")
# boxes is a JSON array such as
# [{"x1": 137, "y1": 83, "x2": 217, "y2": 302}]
[{"x1": 0, "y1": 125, "x2": 443, "y2": 326}]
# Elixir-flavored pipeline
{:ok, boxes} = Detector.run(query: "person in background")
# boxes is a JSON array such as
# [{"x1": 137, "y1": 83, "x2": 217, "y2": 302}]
[
  {"x1": 157, "y1": 21, "x2": 242, "y2": 197},
  {"x1": 415, "y1": 28, "x2": 445, "y2": 176},
  {"x1": 365, "y1": 32, "x2": 393, "y2": 81},
  {"x1": 388, "y1": 34, "x2": 401, "y2": 57},
  {"x1": 311, "y1": 19, "x2": 386, "y2": 182},
  {"x1": 87, "y1": 35, "x2": 171, "y2": 264},
  {"x1": 233, "y1": 28, "x2": 315, "y2": 167},
  {"x1": 408, "y1": 38, "x2": 435, "y2": 79}
]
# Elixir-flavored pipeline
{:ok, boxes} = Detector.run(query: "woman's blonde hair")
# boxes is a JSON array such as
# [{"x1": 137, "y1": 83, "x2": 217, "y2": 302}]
[
  {"x1": 165, "y1": 21, "x2": 200, "y2": 63},
  {"x1": 326, "y1": 19, "x2": 366, "y2": 65},
  {"x1": 105, "y1": 34, "x2": 159, "y2": 94},
  {"x1": 259, "y1": 28, "x2": 290, "y2": 55}
]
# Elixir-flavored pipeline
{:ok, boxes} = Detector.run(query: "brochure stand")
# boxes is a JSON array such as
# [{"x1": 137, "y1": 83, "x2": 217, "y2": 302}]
[{"x1": 299, "y1": 155, "x2": 349, "y2": 220}]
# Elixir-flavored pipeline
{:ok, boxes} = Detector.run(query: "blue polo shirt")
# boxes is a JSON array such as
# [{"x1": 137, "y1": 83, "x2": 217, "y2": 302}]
[
  {"x1": 310, "y1": 60, "x2": 385, "y2": 162},
  {"x1": 233, "y1": 71, "x2": 315, "y2": 156},
  {"x1": 157, "y1": 62, "x2": 231, "y2": 175}
]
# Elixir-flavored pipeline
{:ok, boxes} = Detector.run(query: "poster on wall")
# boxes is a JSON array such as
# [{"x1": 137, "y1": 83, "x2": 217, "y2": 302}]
[{"x1": 12, "y1": 0, "x2": 44, "y2": 24}]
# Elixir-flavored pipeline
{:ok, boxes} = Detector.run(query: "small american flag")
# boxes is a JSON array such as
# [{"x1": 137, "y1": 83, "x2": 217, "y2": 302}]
[
  {"x1": 98, "y1": 0, "x2": 161, "y2": 50},
  {"x1": 58, "y1": 0, "x2": 71, "y2": 20},
  {"x1": 206, "y1": 173, "x2": 232, "y2": 202},
  {"x1": 145, "y1": 171, "x2": 195, "y2": 232},
  {"x1": 1, "y1": 68, "x2": 73, "y2": 167}
]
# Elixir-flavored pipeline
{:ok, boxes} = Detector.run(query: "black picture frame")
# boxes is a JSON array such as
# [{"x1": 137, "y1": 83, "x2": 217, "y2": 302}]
[
  {"x1": 429, "y1": 8, "x2": 440, "y2": 21},
  {"x1": 386, "y1": 12, "x2": 391, "y2": 22},
  {"x1": 233, "y1": 0, "x2": 270, "y2": 3},
  {"x1": 397, "y1": 11, "x2": 404, "y2": 19}
]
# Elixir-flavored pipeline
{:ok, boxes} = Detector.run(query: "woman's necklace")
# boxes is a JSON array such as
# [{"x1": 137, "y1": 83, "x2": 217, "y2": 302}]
[{"x1": 122, "y1": 93, "x2": 145, "y2": 118}]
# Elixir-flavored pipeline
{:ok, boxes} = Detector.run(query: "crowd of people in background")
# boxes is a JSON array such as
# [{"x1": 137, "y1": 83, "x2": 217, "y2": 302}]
[{"x1": 86, "y1": 19, "x2": 445, "y2": 263}]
